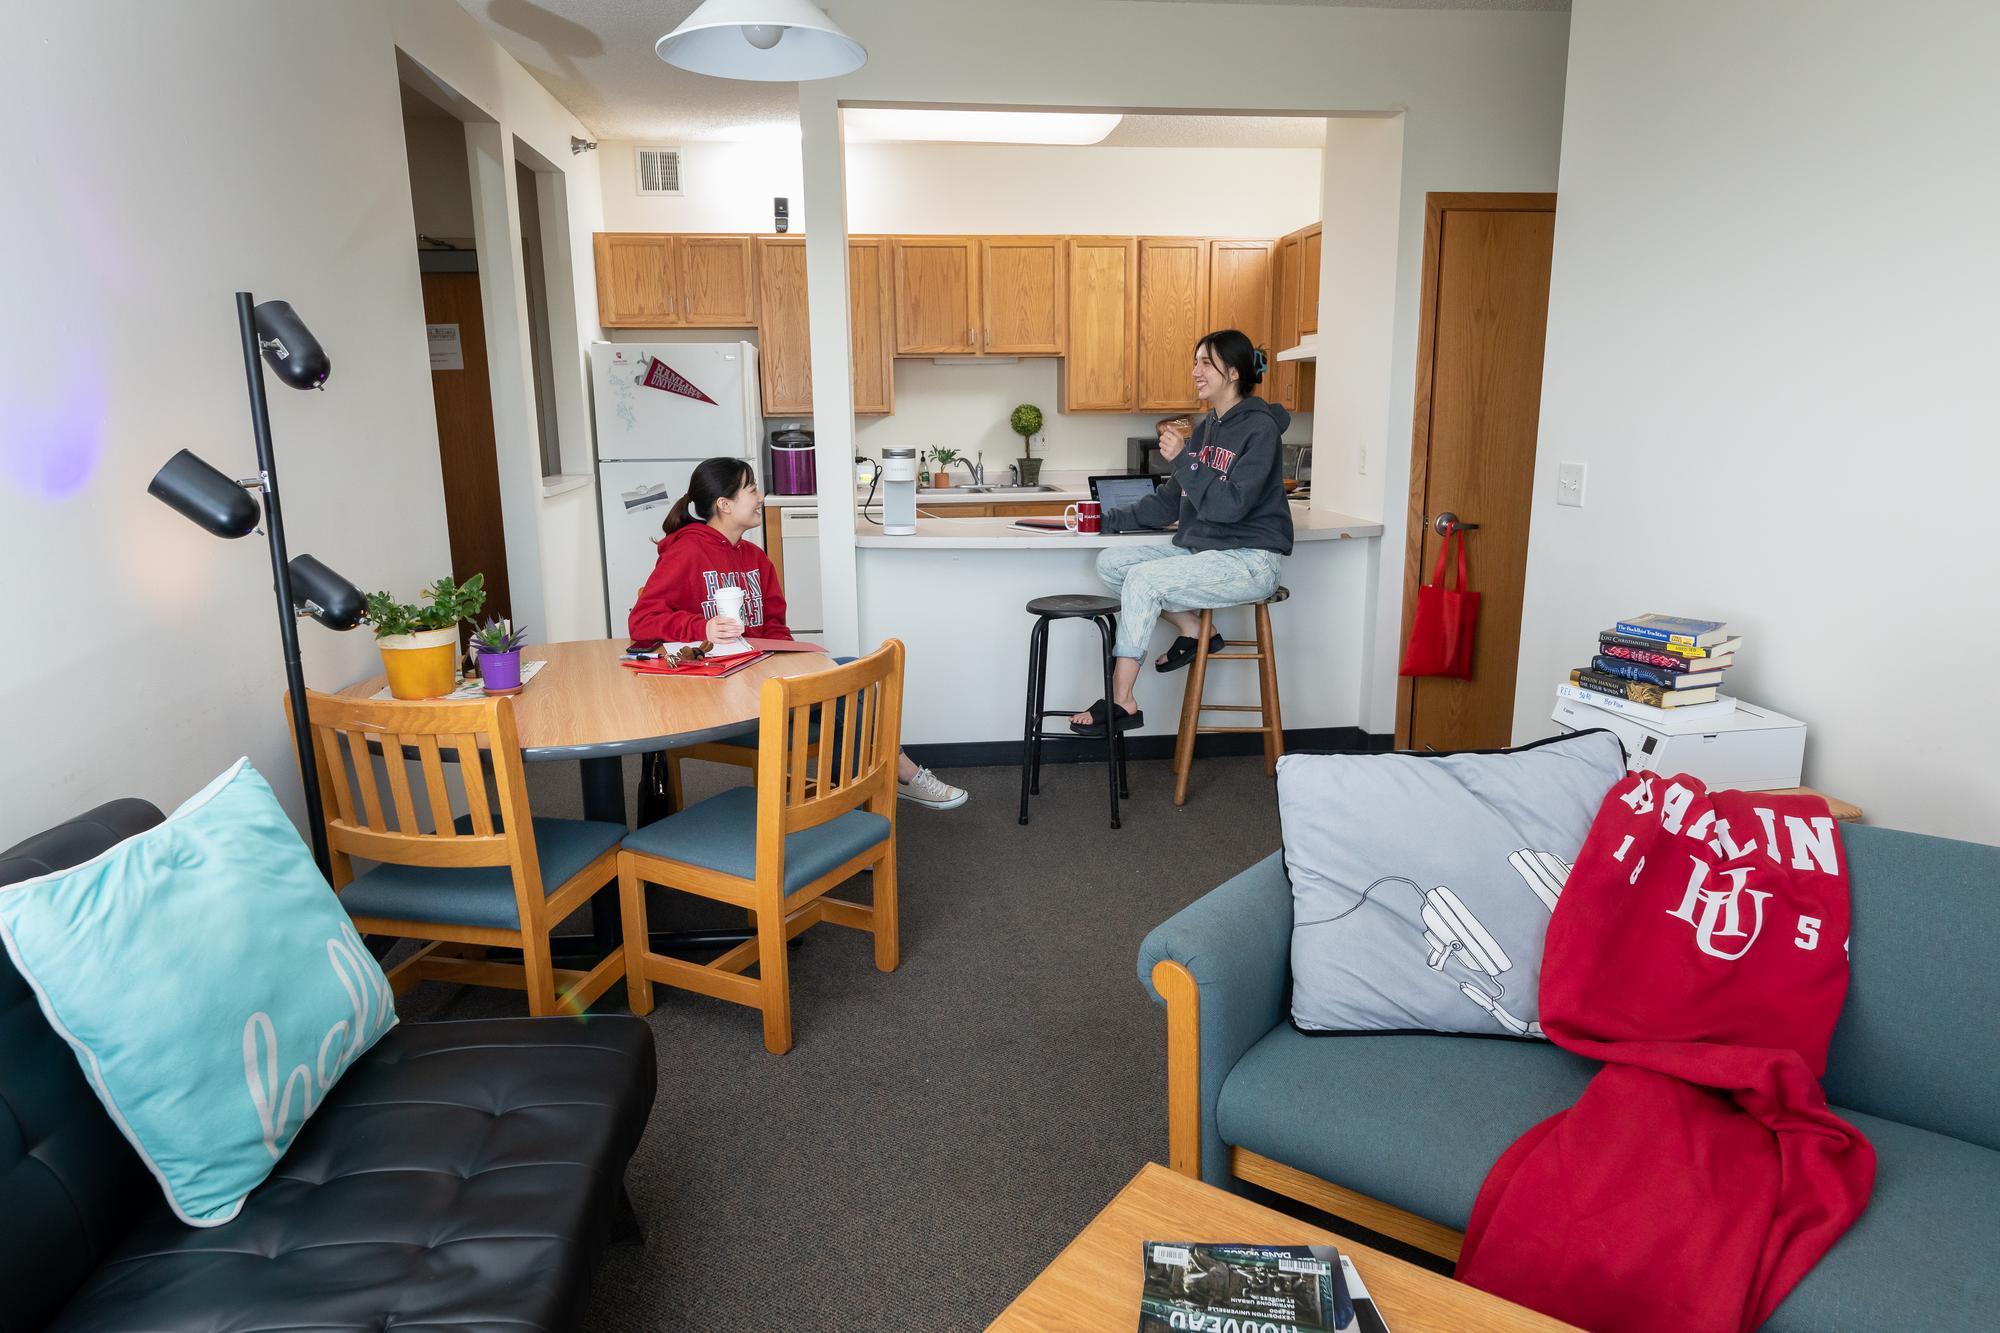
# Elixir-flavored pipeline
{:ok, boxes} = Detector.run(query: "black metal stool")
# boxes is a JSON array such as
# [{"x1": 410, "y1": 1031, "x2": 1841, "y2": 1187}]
[{"x1": 1019, "y1": 593, "x2": 1130, "y2": 829}]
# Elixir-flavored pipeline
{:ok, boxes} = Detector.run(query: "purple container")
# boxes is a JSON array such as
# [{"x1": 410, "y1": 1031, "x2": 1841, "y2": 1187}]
[
  {"x1": 768, "y1": 426, "x2": 816, "y2": 495},
  {"x1": 479, "y1": 650, "x2": 523, "y2": 692}
]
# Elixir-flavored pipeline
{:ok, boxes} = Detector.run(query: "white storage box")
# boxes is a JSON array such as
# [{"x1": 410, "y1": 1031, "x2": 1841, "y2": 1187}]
[{"x1": 1551, "y1": 690, "x2": 1806, "y2": 791}]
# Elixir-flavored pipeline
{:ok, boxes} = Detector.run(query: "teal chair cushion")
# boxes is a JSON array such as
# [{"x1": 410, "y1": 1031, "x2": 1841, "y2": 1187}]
[
  {"x1": 622, "y1": 787, "x2": 889, "y2": 892},
  {"x1": 337, "y1": 817, "x2": 624, "y2": 931}
]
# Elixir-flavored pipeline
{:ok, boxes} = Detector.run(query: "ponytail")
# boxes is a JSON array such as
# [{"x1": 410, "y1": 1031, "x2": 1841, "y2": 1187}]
[{"x1": 660, "y1": 457, "x2": 757, "y2": 539}]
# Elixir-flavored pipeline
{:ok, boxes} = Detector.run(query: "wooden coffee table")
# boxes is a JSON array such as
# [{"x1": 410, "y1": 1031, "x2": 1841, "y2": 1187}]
[{"x1": 990, "y1": 1163, "x2": 1576, "y2": 1332}]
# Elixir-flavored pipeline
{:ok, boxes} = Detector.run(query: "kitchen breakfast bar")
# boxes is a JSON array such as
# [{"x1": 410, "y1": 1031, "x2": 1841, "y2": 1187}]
[{"x1": 852, "y1": 500, "x2": 1383, "y2": 752}]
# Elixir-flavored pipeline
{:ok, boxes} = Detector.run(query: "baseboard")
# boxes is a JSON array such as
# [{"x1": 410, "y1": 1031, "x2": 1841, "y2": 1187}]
[{"x1": 903, "y1": 727, "x2": 1391, "y2": 770}]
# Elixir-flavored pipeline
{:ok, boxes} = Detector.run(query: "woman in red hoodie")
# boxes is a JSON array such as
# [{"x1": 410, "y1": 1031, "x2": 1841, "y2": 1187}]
[{"x1": 629, "y1": 458, "x2": 968, "y2": 811}]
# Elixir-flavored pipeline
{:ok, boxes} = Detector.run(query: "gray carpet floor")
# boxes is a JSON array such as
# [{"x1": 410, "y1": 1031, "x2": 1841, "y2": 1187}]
[{"x1": 396, "y1": 752, "x2": 1287, "y2": 1330}]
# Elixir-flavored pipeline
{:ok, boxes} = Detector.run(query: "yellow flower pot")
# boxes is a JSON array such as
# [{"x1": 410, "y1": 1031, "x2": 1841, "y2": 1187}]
[{"x1": 377, "y1": 628, "x2": 459, "y2": 700}]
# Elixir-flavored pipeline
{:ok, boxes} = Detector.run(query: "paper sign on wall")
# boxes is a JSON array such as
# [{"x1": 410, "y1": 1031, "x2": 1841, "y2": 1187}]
[{"x1": 427, "y1": 324, "x2": 464, "y2": 371}]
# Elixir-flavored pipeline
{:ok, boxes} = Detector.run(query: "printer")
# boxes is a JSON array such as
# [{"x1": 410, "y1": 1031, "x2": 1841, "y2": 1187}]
[{"x1": 1550, "y1": 689, "x2": 1807, "y2": 791}]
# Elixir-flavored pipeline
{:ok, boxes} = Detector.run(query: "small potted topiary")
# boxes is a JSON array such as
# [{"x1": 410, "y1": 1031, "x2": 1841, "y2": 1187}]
[
  {"x1": 1010, "y1": 403, "x2": 1044, "y2": 485},
  {"x1": 470, "y1": 617, "x2": 528, "y2": 694},
  {"x1": 364, "y1": 574, "x2": 486, "y2": 700}
]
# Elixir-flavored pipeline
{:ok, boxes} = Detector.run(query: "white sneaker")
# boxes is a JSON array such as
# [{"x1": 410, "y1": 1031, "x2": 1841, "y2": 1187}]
[{"x1": 898, "y1": 767, "x2": 969, "y2": 811}]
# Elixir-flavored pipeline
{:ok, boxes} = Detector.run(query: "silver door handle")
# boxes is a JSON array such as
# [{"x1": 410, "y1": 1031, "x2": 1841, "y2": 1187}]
[{"x1": 1433, "y1": 512, "x2": 1481, "y2": 535}]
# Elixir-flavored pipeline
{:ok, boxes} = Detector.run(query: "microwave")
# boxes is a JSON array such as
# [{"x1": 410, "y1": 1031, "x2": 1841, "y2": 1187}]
[{"x1": 1127, "y1": 436, "x2": 1174, "y2": 477}]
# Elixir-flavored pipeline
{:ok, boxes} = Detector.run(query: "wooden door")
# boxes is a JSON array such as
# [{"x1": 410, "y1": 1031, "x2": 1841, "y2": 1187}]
[
  {"x1": 1268, "y1": 234, "x2": 1302, "y2": 409},
  {"x1": 420, "y1": 270, "x2": 512, "y2": 619},
  {"x1": 1299, "y1": 225, "x2": 1322, "y2": 336},
  {"x1": 679, "y1": 235, "x2": 756, "y2": 326},
  {"x1": 1063, "y1": 237, "x2": 1138, "y2": 412},
  {"x1": 981, "y1": 237, "x2": 1065, "y2": 354},
  {"x1": 755, "y1": 237, "x2": 811, "y2": 415},
  {"x1": 594, "y1": 233, "x2": 677, "y2": 327},
  {"x1": 1208, "y1": 240, "x2": 1274, "y2": 354},
  {"x1": 1398, "y1": 194, "x2": 1558, "y2": 751},
  {"x1": 892, "y1": 237, "x2": 981, "y2": 354},
  {"x1": 848, "y1": 239, "x2": 895, "y2": 414},
  {"x1": 1137, "y1": 238, "x2": 1209, "y2": 411}
]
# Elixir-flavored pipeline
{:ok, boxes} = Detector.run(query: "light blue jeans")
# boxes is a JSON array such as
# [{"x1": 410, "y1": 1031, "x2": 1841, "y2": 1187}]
[{"x1": 1097, "y1": 545, "x2": 1282, "y2": 661}]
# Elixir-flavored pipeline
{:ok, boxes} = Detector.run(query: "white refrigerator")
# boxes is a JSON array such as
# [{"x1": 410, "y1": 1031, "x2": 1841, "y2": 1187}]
[{"x1": 591, "y1": 341, "x2": 762, "y2": 635}]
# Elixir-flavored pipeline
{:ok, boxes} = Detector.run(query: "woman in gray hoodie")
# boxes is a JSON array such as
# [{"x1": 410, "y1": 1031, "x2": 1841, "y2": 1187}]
[{"x1": 1070, "y1": 329, "x2": 1293, "y2": 736}]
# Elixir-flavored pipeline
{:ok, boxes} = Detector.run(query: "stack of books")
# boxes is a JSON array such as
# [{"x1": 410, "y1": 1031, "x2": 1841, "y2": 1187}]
[
  {"x1": 1563, "y1": 613, "x2": 1741, "y2": 722},
  {"x1": 1140, "y1": 1240, "x2": 1390, "y2": 1333}
]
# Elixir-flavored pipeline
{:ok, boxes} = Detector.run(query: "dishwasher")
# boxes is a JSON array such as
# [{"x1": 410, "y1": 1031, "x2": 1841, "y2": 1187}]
[{"x1": 779, "y1": 507, "x2": 823, "y2": 634}]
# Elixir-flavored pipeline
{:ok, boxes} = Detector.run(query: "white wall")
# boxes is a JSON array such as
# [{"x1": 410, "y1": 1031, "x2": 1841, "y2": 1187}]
[
  {"x1": 403, "y1": 113, "x2": 476, "y2": 243},
  {"x1": 598, "y1": 139, "x2": 1323, "y2": 237},
  {"x1": 0, "y1": 0, "x2": 603, "y2": 846},
  {"x1": 796, "y1": 0, "x2": 1571, "y2": 704},
  {"x1": 1514, "y1": 0, "x2": 2000, "y2": 843}
]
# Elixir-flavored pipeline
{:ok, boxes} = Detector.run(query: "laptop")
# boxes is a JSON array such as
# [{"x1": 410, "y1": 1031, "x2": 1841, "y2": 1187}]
[{"x1": 1089, "y1": 473, "x2": 1166, "y2": 513}]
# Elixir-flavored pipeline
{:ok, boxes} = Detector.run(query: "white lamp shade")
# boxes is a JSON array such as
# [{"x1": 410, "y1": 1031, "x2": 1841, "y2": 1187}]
[{"x1": 657, "y1": 0, "x2": 866, "y2": 82}]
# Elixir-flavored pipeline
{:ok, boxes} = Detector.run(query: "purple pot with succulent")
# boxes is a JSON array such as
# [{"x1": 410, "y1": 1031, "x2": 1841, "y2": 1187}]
[{"x1": 470, "y1": 618, "x2": 528, "y2": 693}]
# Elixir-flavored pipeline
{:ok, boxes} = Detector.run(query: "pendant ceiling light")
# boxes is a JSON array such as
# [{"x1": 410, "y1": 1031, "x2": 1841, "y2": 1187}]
[{"x1": 657, "y1": 0, "x2": 866, "y2": 82}]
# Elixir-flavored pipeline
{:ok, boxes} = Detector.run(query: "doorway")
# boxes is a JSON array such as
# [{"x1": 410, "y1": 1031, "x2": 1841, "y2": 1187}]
[
  {"x1": 1396, "y1": 193, "x2": 1557, "y2": 751},
  {"x1": 401, "y1": 82, "x2": 513, "y2": 620}
]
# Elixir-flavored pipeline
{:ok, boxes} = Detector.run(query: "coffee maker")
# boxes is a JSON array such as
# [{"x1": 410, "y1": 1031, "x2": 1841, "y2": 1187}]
[{"x1": 880, "y1": 446, "x2": 918, "y2": 536}]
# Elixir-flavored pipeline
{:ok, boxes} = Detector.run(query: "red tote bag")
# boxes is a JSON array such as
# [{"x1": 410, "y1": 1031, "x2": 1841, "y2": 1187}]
[{"x1": 1399, "y1": 525, "x2": 1481, "y2": 679}]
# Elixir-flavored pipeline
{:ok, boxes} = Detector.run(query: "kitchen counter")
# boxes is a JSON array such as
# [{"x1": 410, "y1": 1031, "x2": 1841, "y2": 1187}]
[
  {"x1": 854, "y1": 501, "x2": 1377, "y2": 548},
  {"x1": 765, "y1": 469, "x2": 1112, "y2": 509}
]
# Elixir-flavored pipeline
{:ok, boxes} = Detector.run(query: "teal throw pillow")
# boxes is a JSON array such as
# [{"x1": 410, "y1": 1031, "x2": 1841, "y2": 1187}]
[{"x1": 0, "y1": 759, "x2": 396, "y2": 1226}]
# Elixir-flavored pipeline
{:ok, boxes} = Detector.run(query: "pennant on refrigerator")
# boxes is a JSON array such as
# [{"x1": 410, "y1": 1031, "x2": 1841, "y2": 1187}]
[{"x1": 636, "y1": 357, "x2": 718, "y2": 405}]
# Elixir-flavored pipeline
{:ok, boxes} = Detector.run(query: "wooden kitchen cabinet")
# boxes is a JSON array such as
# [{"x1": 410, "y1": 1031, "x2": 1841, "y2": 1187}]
[
  {"x1": 1298, "y1": 224, "x2": 1321, "y2": 336},
  {"x1": 678, "y1": 235, "x2": 757, "y2": 326},
  {"x1": 1269, "y1": 233, "x2": 1302, "y2": 410},
  {"x1": 1137, "y1": 238, "x2": 1210, "y2": 411},
  {"x1": 595, "y1": 234, "x2": 678, "y2": 327},
  {"x1": 754, "y1": 235, "x2": 895, "y2": 417},
  {"x1": 893, "y1": 237, "x2": 982, "y2": 354},
  {"x1": 1063, "y1": 236, "x2": 1138, "y2": 412},
  {"x1": 1208, "y1": 240, "x2": 1274, "y2": 356},
  {"x1": 981, "y1": 237, "x2": 1065, "y2": 354}
]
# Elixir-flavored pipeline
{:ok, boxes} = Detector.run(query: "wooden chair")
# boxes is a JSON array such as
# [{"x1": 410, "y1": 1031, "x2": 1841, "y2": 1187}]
[
  {"x1": 1171, "y1": 587, "x2": 1288, "y2": 806},
  {"x1": 618, "y1": 641, "x2": 905, "y2": 1054},
  {"x1": 298, "y1": 691, "x2": 626, "y2": 1016}
]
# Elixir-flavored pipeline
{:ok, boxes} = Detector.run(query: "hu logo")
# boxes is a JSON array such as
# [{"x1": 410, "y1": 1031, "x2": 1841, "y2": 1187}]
[{"x1": 1666, "y1": 859, "x2": 1772, "y2": 961}]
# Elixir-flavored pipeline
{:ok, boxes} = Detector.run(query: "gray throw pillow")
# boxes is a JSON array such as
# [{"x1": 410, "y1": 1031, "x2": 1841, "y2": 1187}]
[{"x1": 1281, "y1": 730, "x2": 1626, "y2": 1038}]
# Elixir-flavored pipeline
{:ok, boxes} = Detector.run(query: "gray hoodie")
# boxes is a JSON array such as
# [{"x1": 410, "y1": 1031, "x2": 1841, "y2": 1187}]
[{"x1": 1102, "y1": 396, "x2": 1295, "y2": 555}]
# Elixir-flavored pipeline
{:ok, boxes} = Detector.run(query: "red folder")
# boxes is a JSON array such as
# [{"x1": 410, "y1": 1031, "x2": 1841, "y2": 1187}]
[{"x1": 621, "y1": 651, "x2": 772, "y2": 679}]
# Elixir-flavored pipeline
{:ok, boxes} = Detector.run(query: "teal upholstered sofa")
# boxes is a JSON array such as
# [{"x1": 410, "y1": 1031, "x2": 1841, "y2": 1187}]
[{"x1": 1139, "y1": 823, "x2": 1998, "y2": 1332}]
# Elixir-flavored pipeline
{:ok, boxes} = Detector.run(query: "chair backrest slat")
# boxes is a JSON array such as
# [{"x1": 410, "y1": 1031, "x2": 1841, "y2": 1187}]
[
  {"x1": 381, "y1": 737, "x2": 420, "y2": 833},
  {"x1": 416, "y1": 734, "x2": 454, "y2": 834},
  {"x1": 349, "y1": 733, "x2": 388, "y2": 829},
  {"x1": 317, "y1": 724, "x2": 359, "y2": 827},
  {"x1": 786, "y1": 703, "x2": 811, "y2": 806},
  {"x1": 457, "y1": 735, "x2": 496, "y2": 834}
]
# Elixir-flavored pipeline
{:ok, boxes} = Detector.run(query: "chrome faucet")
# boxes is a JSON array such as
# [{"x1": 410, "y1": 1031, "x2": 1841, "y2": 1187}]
[{"x1": 970, "y1": 452, "x2": 986, "y2": 486}]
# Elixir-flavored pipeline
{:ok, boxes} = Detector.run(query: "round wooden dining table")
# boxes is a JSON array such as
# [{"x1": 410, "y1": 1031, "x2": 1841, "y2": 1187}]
[{"x1": 337, "y1": 637, "x2": 835, "y2": 955}]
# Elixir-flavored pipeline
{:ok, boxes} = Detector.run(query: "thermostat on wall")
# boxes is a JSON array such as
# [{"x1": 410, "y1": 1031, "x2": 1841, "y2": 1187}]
[{"x1": 774, "y1": 196, "x2": 789, "y2": 233}]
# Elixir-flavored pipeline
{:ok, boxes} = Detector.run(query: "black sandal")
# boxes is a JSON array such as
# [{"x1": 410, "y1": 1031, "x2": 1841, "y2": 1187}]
[
  {"x1": 1069, "y1": 698, "x2": 1144, "y2": 737},
  {"x1": 1155, "y1": 633, "x2": 1225, "y2": 673}
]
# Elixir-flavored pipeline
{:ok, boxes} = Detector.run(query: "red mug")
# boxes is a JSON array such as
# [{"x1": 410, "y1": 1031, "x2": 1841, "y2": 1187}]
[{"x1": 1064, "y1": 500, "x2": 1102, "y2": 533}]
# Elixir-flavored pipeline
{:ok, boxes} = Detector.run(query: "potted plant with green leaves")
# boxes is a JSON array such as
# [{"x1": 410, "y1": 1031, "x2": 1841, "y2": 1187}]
[
  {"x1": 364, "y1": 574, "x2": 486, "y2": 700},
  {"x1": 1010, "y1": 403, "x2": 1045, "y2": 486},
  {"x1": 929, "y1": 446, "x2": 964, "y2": 488},
  {"x1": 470, "y1": 617, "x2": 528, "y2": 694}
]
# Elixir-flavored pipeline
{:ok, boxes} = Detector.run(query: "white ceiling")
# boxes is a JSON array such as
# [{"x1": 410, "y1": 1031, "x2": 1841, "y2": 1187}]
[{"x1": 457, "y1": 0, "x2": 1564, "y2": 143}]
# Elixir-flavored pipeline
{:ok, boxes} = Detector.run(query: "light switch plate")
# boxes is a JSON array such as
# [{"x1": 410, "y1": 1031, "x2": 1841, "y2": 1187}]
[{"x1": 1557, "y1": 461, "x2": 1586, "y2": 508}]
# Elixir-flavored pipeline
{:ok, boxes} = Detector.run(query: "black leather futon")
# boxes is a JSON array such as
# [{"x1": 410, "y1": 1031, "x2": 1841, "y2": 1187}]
[{"x1": 0, "y1": 799, "x2": 657, "y2": 1332}]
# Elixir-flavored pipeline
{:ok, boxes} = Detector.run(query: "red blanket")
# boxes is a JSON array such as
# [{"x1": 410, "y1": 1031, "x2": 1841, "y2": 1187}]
[{"x1": 1456, "y1": 772, "x2": 1875, "y2": 1332}]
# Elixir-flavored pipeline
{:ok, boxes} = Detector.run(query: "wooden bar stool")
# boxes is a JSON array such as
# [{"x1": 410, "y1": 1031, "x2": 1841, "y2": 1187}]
[{"x1": 1171, "y1": 587, "x2": 1288, "y2": 806}]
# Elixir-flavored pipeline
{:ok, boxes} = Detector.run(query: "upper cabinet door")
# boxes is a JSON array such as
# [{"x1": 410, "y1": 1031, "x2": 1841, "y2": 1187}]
[
  {"x1": 981, "y1": 237, "x2": 1066, "y2": 355},
  {"x1": 754, "y1": 237, "x2": 812, "y2": 416},
  {"x1": 595, "y1": 234, "x2": 679, "y2": 327},
  {"x1": 1299, "y1": 224, "x2": 1322, "y2": 336},
  {"x1": 1269, "y1": 234, "x2": 1303, "y2": 409},
  {"x1": 1063, "y1": 237, "x2": 1138, "y2": 413},
  {"x1": 848, "y1": 239, "x2": 895, "y2": 415},
  {"x1": 1208, "y1": 240, "x2": 1275, "y2": 357},
  {"x1": 1137, "y1": 238, "x2": 1210, "y2": 412},
  {"x1": 893, "y1": 237, "x2": 981, "y2": 354},
  {"x1": 679, "y1": 235, "x2": 757, "y2": 326}
]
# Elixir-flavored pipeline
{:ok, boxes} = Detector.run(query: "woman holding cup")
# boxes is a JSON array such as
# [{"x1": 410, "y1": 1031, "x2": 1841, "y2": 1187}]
[
  {"x1": 629, "y1": 457, "x2": 969, "y2": 810},
  {"x1": 1068, "y1": 329, "x2": 1294, "y2": 737}
]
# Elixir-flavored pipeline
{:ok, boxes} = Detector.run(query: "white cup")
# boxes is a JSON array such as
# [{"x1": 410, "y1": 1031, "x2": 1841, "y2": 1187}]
[{"x1": 712, "y1": 585, "x2": 746, "y2": 628}]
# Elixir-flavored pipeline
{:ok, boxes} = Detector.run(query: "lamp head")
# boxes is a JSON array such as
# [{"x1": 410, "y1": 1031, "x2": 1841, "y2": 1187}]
[
  {"x1": 148, "y1": 449, "x2": 260, "y2": 538},
  {"x1": 288, "y1": 554, "x2": 365, "y2": 630},
  {"x1": 252, "y1": 300, "x2": 331, "y2": 390}
]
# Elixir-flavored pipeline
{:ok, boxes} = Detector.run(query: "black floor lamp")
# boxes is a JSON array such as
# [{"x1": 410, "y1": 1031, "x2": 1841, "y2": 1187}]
[{"x1": 148, "y1": 293, "x2": 365, "y2": 878}]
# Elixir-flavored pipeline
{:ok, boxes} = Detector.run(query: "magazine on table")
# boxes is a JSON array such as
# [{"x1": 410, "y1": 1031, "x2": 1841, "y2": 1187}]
[{"x1": 1138, "y1": 1241, "x2": 1359, "y2": 1332}]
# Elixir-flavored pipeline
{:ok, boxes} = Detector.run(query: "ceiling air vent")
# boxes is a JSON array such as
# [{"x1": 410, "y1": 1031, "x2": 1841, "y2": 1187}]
[{"x1": 635, "y1": 146, "x2": 683, "y2": 196}]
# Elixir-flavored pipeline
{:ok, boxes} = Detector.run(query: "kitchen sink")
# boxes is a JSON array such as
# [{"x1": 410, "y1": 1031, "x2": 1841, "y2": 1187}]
[{"x1": 917, "y1": 484, "x2": 1058, "y2": 495}]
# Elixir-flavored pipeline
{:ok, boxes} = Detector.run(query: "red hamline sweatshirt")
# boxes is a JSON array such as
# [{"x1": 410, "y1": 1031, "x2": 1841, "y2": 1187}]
[{"x1": 627, "y1": 522, "x2": 792, "y2": 644}]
